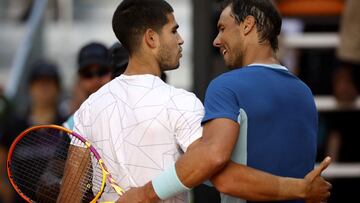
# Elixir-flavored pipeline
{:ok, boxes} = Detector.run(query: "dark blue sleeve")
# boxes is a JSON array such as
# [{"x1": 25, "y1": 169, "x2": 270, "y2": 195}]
[{"x1": 202, "y1": 77, "x2": 240, "y2": 124}]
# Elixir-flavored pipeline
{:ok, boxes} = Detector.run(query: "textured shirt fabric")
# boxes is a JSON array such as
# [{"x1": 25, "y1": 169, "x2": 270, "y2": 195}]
[
  {"x1": 73, "y1": 74, "x2": 204, "y2": 203},
  {"x1": 202, "y1": 64, "x2": 318, "y2": 203}
]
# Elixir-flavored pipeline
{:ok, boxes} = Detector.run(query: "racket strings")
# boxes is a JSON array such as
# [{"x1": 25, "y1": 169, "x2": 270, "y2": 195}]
[
  {"x1": 13, "y1": 131, "x2": 69, "y2": 159},
  {"x1": 11, "y1": 148, "x2": 98, "y2": 188},
  {"x1": 13, "y1": 135, "x2": 96, "y2": 181},
  {"x1": 9, "y1": 128, "x2": 104, "y2": 203}
]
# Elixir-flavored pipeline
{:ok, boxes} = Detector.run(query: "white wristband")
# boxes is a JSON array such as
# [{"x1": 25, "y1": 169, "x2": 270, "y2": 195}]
[{"x1": 152, "y1": 164, "x2": 190, "y2": 200}]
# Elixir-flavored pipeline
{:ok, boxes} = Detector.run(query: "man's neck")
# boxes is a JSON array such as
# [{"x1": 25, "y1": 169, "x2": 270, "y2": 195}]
[
  {"x1": 243, "y1": 43, "x2": 279, "y2": 66},
  {"x1": 123, "y1": 54, "x2": 162, "y2": 77}
]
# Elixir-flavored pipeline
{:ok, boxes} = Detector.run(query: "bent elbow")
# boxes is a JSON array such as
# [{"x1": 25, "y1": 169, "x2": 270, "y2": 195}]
[
  {"x1": 211, "y1": 175, "x2": 234, "y2": 195},
  {"x1": 207, "y1": 147, "x2": 230, "y2": 171}
]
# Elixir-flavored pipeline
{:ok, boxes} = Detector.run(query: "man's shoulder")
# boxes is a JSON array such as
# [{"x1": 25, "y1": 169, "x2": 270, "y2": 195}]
[
  {"x1": 170, "y1": 85, "x2": 195, "y2": 96},
  {"x1": 212, "y1": 68, "x2": 247, "y2": 82},
  {"x1": 86, "y1": 83, "x2": 116, "y2": 103},
  {"x1": 207, "y1": 70, "x2": 240, "y2": 90},
  {"x1": 167, "y1": 86, "x2": 204, "y2": 111}
]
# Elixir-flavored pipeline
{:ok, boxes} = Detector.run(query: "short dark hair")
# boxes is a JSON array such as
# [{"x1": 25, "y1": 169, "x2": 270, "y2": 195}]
[
  {"x1": 112, "y1": 0, "x2": 174, "y2": 54},
  {"x1": 222, "y1": 0, "x2": 282, "y2": 51}
]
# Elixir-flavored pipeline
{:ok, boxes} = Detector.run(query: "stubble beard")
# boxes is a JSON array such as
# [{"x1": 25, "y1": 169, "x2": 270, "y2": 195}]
[
  {"x1": 225, "y1": 39, "x2": 246, "y2": 69},
  {"x1": 158, "y1": 44, "x2": 179, "y2": 71},
  {"x1": 225, "y1": 51, "x2": 243, "y2": 70}
]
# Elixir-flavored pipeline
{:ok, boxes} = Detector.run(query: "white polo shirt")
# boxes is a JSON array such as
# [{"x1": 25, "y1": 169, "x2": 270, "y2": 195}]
[{"x1": 73, "y1": 74, "x2": 204, "y2": 202}]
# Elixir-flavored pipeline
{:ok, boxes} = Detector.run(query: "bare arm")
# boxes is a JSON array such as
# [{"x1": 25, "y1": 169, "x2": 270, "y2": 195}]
[
  {"x1": 208, "y1": 119, "x2": 332, "y2": 202},
  {"x1": 57, "y1": 145, "x2": 91, "y2": 203},
  {"x1": 205, "y1": 119, "x2": 331, "y2": 201},
  {"x1": 175, "y1": 118, "x2": 239, "y2": 187},
  {"x1": 211, "y1": 158, "x2": 331, "y2": 202}
]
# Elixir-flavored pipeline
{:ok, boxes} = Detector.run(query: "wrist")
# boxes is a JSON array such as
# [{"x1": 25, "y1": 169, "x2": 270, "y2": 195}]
[
  {"x1": 297, "y1": 179, "x2": 307, "y2": 199},
  {"x1": 152, "y1": 164, "x2": 190, "y2": 200},
  {"x1": 143, "y1": 182, "x2": 160, "y2": 203},
  {"x1": 279, "y1": 177, "x2": 306, "y2": 200}
]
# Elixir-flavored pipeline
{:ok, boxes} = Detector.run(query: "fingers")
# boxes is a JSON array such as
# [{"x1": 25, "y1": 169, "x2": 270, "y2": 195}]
[
  {"x1": 305, "y1": 176, "x2": 332, "y2": 203},
  {"x1": 319, "y1": 191, "x2": 331, "y2": 203},
  {"x1": 320, "y1": 178, "x2": 332, "y2": 203},
  {"x1": 326, "y1": 180, "x2": 332, "y2": 190},
  {"x1": 318, "y1": 176, "x2": 332, "y2": 191},
  {"x1": 314, "y1": 156, "x2": 332, "y2": 176}
]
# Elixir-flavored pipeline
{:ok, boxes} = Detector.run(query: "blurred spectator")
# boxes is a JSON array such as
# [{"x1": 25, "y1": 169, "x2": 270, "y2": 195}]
[
  {"x1": 322, "y1": 0, "x2": 360, "y2": 161},
  {"x1": 332, "y1": 67, "x2": 358, "y2": 104},
  {"x1": 316, "y1": 0, "x2": 360, "y2": 170},
  {"x1": 321, "y1": 67, "x2": 360, "y2": 163},
  {"x1": 323, "y1": 0, "x2": 360, "y2": 163},
  {"x1": 0, "y1": 59, "x2": 66, "y2": 203},
  {"x1": 321, "y1": 1, "x2": 360, "y2": 201},
  {"x1": 0, "y1": 59, "x2": 66, "y2": 147},
  {"x1": 67, "y1": 42, "x2": 111, "y2": 114}
]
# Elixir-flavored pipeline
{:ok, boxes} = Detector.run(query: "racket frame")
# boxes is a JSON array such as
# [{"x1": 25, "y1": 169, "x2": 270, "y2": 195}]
[{"x1": 6, "y1": 124, "x2": 124, "y2": 203}]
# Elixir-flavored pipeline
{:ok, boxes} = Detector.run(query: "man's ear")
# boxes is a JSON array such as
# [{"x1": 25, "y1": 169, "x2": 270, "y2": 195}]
[
  {"x1": 243, "y1": 15, "x2": 256, "y2": 35},
  {"x1": 144, "y1": 29, "x2": 159, "y2": 49}
]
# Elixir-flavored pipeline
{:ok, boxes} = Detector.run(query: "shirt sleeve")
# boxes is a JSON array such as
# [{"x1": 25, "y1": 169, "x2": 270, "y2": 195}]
[
  {"x1": 202, "y1": 77, "x2": 240, "y2": 124},
  {"x1": 63, "y1": 115, "x2": 75, "y2": 130},
  {"x1": 168, "y1": 91, "x2": 204, "y2": 152}
]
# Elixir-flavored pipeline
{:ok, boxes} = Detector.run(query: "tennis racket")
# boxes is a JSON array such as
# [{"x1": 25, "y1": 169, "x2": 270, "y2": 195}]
[{"x1": 7, "y1": 125, "x2": 125, "y2": 203}]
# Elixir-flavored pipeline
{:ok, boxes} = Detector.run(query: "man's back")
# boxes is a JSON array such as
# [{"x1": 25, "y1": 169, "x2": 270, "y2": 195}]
[
  {"x1": 203, "y1": 64, "x2": 317, "y2": 203},
  {"x1": 74, "y1": 74, "x2": 204, "y2": 202}
]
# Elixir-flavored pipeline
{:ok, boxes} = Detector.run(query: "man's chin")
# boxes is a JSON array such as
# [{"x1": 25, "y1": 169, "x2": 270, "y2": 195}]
[
  {"x1": 161, "y1": 64, "x2": 179, "y2": 71},
  {"x1": 172, "y1": 62, "x2": 181, "y2": 70}
]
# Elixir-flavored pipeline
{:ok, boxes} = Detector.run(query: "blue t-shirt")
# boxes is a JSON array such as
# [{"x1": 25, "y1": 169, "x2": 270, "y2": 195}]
[{"x1": 202, "y1": 64, "x2": 318, "y2": 203}]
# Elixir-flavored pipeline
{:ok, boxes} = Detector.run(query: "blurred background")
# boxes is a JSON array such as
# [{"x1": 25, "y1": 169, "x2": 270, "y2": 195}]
[{"x1": 0, "y1": 0, "x2": 359, "y2": 202}]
